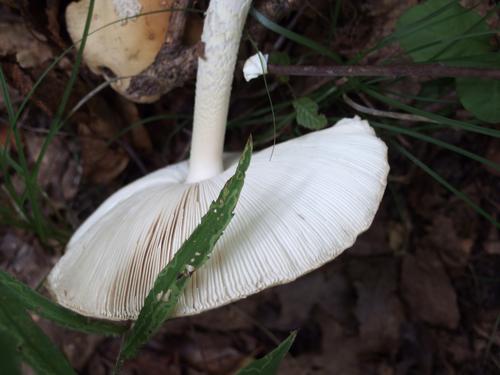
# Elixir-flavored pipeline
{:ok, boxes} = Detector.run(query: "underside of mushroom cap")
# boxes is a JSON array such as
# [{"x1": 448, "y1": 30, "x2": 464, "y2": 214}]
[
  {"x1": 66, "y1": 0, "x2": 171, "y2": 96},
  {"x1": 47, "y1": 117, "x2": 389, "y2": 321}
]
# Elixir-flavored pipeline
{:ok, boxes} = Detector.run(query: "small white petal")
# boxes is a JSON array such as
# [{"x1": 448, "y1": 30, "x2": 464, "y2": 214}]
[{"x1": 243, "y1": 52, "x2": 269, "y2": 82}]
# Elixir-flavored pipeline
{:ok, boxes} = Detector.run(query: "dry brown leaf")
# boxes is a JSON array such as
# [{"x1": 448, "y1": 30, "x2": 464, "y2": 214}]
[
  {"x1": 45, "y1": 0, "x2": 66, "y2": 48},
  {"x1": 485, "y1": 139, "x2": 500, "y2": 177},
  {"x1": 179, "y1": 332, "x2": 246, "y2": 375},
  {"x1": 349, "y1": 258, "x2": 405, "y2": 353},
  {"x1": 402, "y1": 249, "x2": 460, "y2": 329},
  {"x1": 425, "y1": 216, "x2": 474, "y2": 274},
  {"x1": 0, "y1": 231, "x2": 51, "y2": 288},
  {"x1": 25, "y1": 133, "x2": 81, "y2": 205},
  {"x1": 0, "y1": 21, "x2": 53, "y2": 68},
  {"x1": 78, "y1": 120, "x2": 129, "y2": 185},
  {"x1": 118, "y1": 97, "x2": 153, "y2": 153}
]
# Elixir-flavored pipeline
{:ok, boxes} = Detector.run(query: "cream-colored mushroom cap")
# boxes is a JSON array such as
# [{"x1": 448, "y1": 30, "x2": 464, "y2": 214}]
[
  {"x1": 47, "y1": 116, "x2": 389, "y2": 321},
  {"x1": 66, "y1": 0, "x2": 171, "y2": 95}
]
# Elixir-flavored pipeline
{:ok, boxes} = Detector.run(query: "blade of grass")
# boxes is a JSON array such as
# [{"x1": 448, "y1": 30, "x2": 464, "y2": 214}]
[
  {"x1": 229, "y1": 101, "x2": 293, "y2": 127},
  {"x1": 357, "y1": 2, "x2": 500, "y2": 64},
  {"x1": 229, "y1": 83, "x2": 339, "y2": 130},
  {"x1": 0, "y1": 270, "x2": 126, "y2": 336},
  {"x1": 328, "y1": 0, "x2": 342, "y2": 40},
  {"x1": 254, "y1": 113, "x2": 295, "y2": 145},
  {"x1": 484, "y1": 314, "x2": 500, "y2": 363},
  {"x1": 370, "y1": 120, "x2": 500, "y2": 172},
  {"x1": 115, "y1": 139, "x2": 253, "y2": 371},
  {"x1": 391, "y1": 141, "x2": 499, "y2": 228},
  {"x1": 374, "y1": 88, "x2": 456, "y2": 105},
  {"x1": 33, "y1": 0, "x2": 96, "y2": 176},
  {"x1": 236, "y1": 331, "x2": 297, "y2": 374},
  {"x1": 0, "y1": 66, "x2": 45, "y2": 237},
  {"x1": 248, "y1": 37, "x2": 278, "y2": 156},
  {"x1": 15, "y1": 0, "x2": 95, "y2": 240},
  {"x1": 106, "y1": 114, "x2": 192, "y2": 146},
  {"x1": 250, "y1": 8, "x2": 342, "y2": 63},
  {"x1": 362, "y1": 86, "x2": 500, "y2": 138},
  {"x1": 0, "y1": 284, "x2": 76, "y2": 375}
]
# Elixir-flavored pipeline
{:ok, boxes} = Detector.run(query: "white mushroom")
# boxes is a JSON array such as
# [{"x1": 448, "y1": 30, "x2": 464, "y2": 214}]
[{"x1": 47, "y1": 0, "x2": 389, "y2": 321}]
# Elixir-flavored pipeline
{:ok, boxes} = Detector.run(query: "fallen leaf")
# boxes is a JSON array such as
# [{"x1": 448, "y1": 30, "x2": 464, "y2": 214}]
[
  {"x1": 401, "y1": 249, "x2": 460, "y2": 329},
  {"x1": 78, "y1": 114, "x2": 129, "y2": 185},
  {"x1": 0, "y1": 232, "x2": 51, "y2": 288},
  {"x1": 25, "y1": 133, "x2": 81, "y2": 206},
  {"x1": 0, "y1": 21, "x2": 53, "y2": 68},
  {"x1": 349, "y1": 258, "x2": 405, "y2": 353}
]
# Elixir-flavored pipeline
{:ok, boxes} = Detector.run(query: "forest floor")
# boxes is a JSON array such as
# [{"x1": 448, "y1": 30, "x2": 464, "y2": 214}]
[{"x1": 0, "y1": 0, "x2": 499, "y2": 374}]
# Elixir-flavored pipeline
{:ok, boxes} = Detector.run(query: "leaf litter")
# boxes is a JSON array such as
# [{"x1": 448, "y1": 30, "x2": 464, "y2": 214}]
[{"x1": 0, "y1": 0, "x2": 499, "y2": 374}]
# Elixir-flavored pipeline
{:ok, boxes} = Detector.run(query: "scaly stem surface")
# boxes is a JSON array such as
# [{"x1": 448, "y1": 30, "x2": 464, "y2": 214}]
[{"x1": 186, "y1": 0, "x2": 253, "y2": 183}]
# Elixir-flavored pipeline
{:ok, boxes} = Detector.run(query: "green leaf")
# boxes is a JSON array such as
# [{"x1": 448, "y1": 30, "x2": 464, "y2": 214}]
[
  {"x1": 396, "y1": 0, "x2": 500, "y2": 123},
  {"x1": 269, "y1": 52, "x2": 291, "y2": 83},
  {"x1": 237, "y1": 332, "x2": 297, "y2": 375},
  {"x1": 293, "y1": 97, "x2": 327, "y2": 129},
  {"x1": 269, "y1": 52, "x2": 290, "y2": 66},
  {"x1": 456, "y1": 78, "x2": 500, "y2": 123},
  {"x1": 116, "y1": 139, "x2": 253, "y2": 369},
  {"x1": 0, "y1": 285, "x2": 76, "y2": 375},
  {"x1": 0, "y1": 329, "x2": 21, "y2": 375},
  {"x1": 0, "y1": 270, "x2": 126, "y2": 336},
  {"x1": 396, "y1": 0, "x2": 490, "y2": 63}
]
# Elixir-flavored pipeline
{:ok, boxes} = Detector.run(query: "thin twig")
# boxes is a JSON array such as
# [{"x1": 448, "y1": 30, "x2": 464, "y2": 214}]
[
  {"x1": 268, "y1": 64, "x2": 500, "y2": 79},
  {"x1": 343, "y1": 94, "x2": 437, "y2": 123},
  {"x1": 66, "y1": 75, "x2": 133, "y2": 121}
]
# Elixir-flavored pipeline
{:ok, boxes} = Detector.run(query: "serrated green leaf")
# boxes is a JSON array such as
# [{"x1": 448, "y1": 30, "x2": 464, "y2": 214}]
[
  {"x1": 396, "y1": 0, "x2": 490, "y2": 63},
  {"x1": 0, "y1": 329, "x2": 21, "y2": 375},
  {"x1": 237, "y1": 331, "x2": 296, "y2": 375},
  {"x1": 116, "y1": 138, "x2": 253, "y2": 369},
  {"x1": 293, "y1": 97, "x2": 327, "y2": 129},
  {"x1": 456, "y1": 78, "x2": 500, "y2": 123},
  {"x1": 0, "y1": 285, "x2": 76, "y2": 375},
  {"x1": 0, "y1": 270, "x2": 126, "y2": 336}
]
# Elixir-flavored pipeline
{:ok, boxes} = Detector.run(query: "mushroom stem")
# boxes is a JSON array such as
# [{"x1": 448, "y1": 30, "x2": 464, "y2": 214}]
[{"x1": 186, "y1": 0, "x2": 253, "y2": 183}]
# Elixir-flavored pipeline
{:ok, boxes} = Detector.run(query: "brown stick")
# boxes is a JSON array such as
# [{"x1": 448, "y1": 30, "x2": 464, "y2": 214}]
[{"x1": 267, "y1": 64, "x2": 500, "y2": 79}]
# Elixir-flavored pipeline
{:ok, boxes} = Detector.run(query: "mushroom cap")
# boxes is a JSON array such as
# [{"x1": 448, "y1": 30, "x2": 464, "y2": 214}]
[
  {"x1": 66, "y1": 0, "x2": 171, "y2": 96},
  {"x1": 47, "y1": 117, "x2": 389, "y2": 321}
]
